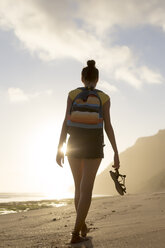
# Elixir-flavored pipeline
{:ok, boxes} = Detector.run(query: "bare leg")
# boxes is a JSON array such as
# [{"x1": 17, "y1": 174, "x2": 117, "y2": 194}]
[
  {"x1": 67, "y1": 157, "x2": 83, "y2": 212},
  {"x1": 73, "y1": 158, "x2": 102, "y2": 234},
  {"x1": 68, "y1": 157, "x2": 89, "y2": 240}
]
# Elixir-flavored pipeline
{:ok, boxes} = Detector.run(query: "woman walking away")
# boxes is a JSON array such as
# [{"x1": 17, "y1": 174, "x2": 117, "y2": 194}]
[{"x1": 56, "y1": 60, "x2": 120, "y2": 244}]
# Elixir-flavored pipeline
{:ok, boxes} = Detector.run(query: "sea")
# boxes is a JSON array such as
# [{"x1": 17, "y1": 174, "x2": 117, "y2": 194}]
[
  {"x1": 0, "y1": 192, "x2": 74, "y2": 215},
  {"x1": 0, "y1": 192, "x2": 109, "y2": 215}
]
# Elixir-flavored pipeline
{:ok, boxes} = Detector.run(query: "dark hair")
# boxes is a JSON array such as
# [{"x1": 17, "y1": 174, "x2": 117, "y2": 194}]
[{"x1": 82, "y1": 60, "x2": 99, "y2": 82}]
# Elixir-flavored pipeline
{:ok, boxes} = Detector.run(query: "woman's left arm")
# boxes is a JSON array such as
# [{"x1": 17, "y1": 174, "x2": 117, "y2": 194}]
[
  {"x1": 56, "y1": 96, "x2": 72, "y2": 167},
  {"x1": 103, "y1": 99, "x2": 120, "y2": 169}
]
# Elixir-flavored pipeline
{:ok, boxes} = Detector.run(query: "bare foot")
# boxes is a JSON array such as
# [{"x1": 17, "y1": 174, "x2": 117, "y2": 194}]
[
  {"x1": 81, "y1": 223, "x2": 89, "y2": 237},
  {"x1": 70, "y1": 232, "x2": 88, "y2": 244}
]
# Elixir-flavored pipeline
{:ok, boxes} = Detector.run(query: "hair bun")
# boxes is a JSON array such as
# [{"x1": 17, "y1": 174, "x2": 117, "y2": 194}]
[{"x1": 87, "y1": 60, "x2": 95, "y2": 68}]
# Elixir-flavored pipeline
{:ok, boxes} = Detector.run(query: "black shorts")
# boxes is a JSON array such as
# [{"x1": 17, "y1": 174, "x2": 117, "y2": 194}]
[{"x1": 66, "y1": 128, "x2": 104, "y2": 159}]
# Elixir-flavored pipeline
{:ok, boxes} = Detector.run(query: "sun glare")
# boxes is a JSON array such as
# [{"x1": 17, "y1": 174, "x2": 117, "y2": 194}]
[
  {"x1": 61, "y1": 143, "x2": 67, "y2": 154},
  {"x1": 27, "y1": 123, "x2": 73, "y2": 199}
]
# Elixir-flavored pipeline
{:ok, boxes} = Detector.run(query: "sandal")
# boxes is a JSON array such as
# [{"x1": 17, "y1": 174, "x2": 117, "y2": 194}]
[{"x1": 109, "y1": 169, "x2": 126, "y2": 195}]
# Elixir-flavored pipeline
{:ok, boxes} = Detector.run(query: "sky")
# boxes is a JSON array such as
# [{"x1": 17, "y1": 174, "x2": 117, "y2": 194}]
[{"x1": 0, "y1": 0, "x2": 165, "y2": 196}]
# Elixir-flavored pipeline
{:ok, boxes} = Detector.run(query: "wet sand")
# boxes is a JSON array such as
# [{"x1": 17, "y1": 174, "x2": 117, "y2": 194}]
[{"x1": 0, "y1": 192, "x2": 165, "y2": 248}]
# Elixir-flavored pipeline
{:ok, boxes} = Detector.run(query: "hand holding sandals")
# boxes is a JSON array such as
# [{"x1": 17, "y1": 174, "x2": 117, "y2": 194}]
[{"x1": 112, "y1": 152, "x2": 120, "y2": 169}]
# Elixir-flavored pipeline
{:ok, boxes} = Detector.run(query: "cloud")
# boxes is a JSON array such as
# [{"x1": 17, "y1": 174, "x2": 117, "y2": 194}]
[
  {"x1": 115, "y1": 65, "x2": 163, "y2": 89},
  {"x1": 78, "y1": 0, "x2": 165, "y2": 33},
  {"x1": 0, "y1": 0, "x2": 164, "y2": 88},
  {"x1": 140, "y1": 66, "x2": 163, "y2": 85},
  {"x1": 7, "y1": 87, "x2": 53, "y2": 103},
  {"x1": 99, "y1": 81, "x2": 118, "y2": 93},
  {"x1": 8, "y1": 88, "x2": 29, "y2": 102}
]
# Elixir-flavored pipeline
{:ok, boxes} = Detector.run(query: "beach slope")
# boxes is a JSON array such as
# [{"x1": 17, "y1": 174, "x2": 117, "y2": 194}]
[{"x1": 0, "y1": 191, "x2": 165, "y2": 248}]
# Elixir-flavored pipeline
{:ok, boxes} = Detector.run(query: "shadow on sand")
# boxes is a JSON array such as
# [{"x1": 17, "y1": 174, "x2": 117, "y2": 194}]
[{"x1": 67, "y1": 236, "x2": 93, "y2": 248}]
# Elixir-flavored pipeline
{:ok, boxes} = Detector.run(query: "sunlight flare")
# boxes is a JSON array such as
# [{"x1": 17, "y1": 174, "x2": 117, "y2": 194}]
[
  {"x1": 27, "y1": 123, "x2": 73, "y2": 198},
  {"x1": 61, "y1": 143, "x2": 67, "y2": 155}
]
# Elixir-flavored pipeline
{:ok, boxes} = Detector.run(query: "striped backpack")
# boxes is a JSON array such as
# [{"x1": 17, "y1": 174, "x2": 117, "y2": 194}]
[{"x1": 67, "y1": 87, "x2": 103, "y2": 132}]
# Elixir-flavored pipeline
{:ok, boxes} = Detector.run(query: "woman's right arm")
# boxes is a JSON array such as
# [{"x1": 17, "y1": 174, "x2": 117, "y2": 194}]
[
  {"x1": 103, "y1": 99, "x2": 120, "y2": 169},
  {"x1": 56, "y1": 96, "x2": 72, "y2": 167}
]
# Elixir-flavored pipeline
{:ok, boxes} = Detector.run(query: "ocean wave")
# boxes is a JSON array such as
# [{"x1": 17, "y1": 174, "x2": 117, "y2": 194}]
[{"x1": 0, "y1": 198, "x2": 73, "y2": 215}]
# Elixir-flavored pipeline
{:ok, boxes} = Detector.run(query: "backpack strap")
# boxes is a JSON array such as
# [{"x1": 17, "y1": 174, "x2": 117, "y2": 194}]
[
  {"x1": 75, "y1": 87, "x2": 102, "y2": 105},
  {"x1": 77, "y1": 87, "x2": 103, "y2": 93}
]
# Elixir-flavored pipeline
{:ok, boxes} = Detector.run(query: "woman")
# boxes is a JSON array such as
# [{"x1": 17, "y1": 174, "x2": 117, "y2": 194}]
[{"x1": 56, "y1": 60, "x2": 120, "y2": 244}]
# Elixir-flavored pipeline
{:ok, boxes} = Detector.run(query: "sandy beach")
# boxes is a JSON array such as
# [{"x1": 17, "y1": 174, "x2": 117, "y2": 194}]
[{"x1": 0, "y1": 191, "x2": 165, "y2": 248}]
